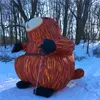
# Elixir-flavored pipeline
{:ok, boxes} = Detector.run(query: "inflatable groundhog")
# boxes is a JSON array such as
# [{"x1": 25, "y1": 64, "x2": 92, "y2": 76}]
[{"x1": 12, "y1": 17, "x2": 84, "y2": 97}]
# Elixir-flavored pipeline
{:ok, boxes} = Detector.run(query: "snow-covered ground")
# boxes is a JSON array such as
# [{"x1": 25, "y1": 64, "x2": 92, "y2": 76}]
[{"x1": 0, "y1": 42, "x2": 100, "y2": 100}]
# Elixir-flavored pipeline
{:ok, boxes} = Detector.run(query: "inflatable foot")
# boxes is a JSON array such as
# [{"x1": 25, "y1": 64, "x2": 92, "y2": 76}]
[
  {"x1": 16, "y1": 81, "x2": 32, "y2": 89},
  {"x1": 33, "y1": 86, "x2": 55, "y2": 98}
]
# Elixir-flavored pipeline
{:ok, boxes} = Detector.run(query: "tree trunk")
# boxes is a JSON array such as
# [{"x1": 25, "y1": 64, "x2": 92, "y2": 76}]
[
  {"x1": 0, "y1": 9, "x2": 6, "y2": 48},
  {"x1": 75, "y1": 0, "x2": 91, "y2": 45},
  {"x1": 30, "y1": 0, "x2": 38, "y2": 18},
  {"x1": 13, "y1": 5, "x2": 18, "y2": 43},
  {"x1": 63, "y1": 0, "x2": 70, "y2": 37},
  {"x1": 11, "y1": 0, "x2": 28, "y2": 22}
]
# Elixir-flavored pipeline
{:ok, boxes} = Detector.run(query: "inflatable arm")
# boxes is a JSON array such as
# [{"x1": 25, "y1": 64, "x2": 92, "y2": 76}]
[
  {"x1": 39, "y1": 38, "x2": 74, "y2": 57},
  {"x1": 12, "y1": 42, "x2": 29, "y2": 53},
  {"x1": 53, "y1": 39, "x2": 74, "y2": 57}
]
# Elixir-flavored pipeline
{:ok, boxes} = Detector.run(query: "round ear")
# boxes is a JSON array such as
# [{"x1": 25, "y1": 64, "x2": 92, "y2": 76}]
[{"x1": 25, "y1": 17, "x2": 43, "y2": 32}]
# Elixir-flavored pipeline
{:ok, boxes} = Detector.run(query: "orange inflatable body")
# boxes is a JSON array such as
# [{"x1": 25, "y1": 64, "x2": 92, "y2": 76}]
[{"x1": 15, "y1": 17, "x2": 84, "y2": 90}]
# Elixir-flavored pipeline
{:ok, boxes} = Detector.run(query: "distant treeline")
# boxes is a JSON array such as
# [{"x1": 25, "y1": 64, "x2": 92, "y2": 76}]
[{"x1": 0, "y1": 0, "x2": 100, "y2": 48}]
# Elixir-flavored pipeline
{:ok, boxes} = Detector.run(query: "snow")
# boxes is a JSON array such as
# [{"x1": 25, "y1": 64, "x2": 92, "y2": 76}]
[{"x1": 0, "y1": 42, "x2": 100, "y2": 100}]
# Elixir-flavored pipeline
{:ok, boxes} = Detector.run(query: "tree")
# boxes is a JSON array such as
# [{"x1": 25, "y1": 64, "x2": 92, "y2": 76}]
[
  {"x1": 75, "y1": 0, "x2": 92, "y2": 44},
  {"x1": 62, "y1": 0, "x2": 70, "y2": 37},
  {"x1": 11, "y1": 0, "x2": 38, "y2": 22},
  {"x1": 0, "y1": 3, "x2": 6, "y2": 47}
]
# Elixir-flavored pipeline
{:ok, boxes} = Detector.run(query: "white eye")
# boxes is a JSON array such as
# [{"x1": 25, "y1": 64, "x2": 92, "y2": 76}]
[{"x1": 25, "y1": 17, "x2": 43, "y2": 32}]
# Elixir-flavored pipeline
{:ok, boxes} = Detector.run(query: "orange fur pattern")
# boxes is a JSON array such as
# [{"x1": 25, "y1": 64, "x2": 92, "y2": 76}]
[{"x1": 15, "y1": 17, "x2": 84, "y2": 90}]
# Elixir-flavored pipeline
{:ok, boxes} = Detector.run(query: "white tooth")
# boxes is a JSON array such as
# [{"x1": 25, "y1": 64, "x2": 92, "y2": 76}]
[{"x1": 25, "y1": 17, "x2": 43, "y2": 32}]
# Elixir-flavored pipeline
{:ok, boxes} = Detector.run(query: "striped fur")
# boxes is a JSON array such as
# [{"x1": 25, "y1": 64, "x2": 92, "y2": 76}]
[{"x1": 15, "y1": 17, "x2": 77, "y2": 90}]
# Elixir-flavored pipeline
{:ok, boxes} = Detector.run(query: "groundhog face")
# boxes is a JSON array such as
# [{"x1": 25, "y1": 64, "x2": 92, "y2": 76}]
[{"x1": 25, "y1": 17, "x2": 61, "y2": 42}]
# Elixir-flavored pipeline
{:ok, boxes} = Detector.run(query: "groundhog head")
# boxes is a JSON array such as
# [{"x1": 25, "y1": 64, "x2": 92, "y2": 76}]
[{"x1": 25, "y1": 17, "x2": 62, "y2": 42}]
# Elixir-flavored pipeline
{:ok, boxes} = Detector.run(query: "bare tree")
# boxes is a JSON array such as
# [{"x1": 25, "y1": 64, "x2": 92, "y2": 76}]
[
  {"x1": 0, "y1": 4, "x2": 6, "y2": 48},
  {"x1": 10, "y1": 0, "x2": 38, "y2": 22},
  {"x1": 62, "y1": 0, "x2": 70, "y2": 37},
  {"x1": 75, "y1": 0, "x2": 92, "y2": 44}
]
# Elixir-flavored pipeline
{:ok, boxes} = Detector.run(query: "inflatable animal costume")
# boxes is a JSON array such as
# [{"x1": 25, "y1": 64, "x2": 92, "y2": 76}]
[{"x1": 12, "y1": 17, "x2": 84, "y2": 97}]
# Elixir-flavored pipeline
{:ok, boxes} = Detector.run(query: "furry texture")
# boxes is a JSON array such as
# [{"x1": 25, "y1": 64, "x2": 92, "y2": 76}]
[{"x1": 14, "y1": 17, "x2": 84, "y2": 91}]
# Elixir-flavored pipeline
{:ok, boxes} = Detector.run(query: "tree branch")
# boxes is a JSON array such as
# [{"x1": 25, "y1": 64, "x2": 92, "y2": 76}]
[
  {"x1": 59, "y1": 1, "x2": 77, "y2": 19},
  {"x1": 69, "y1": 7, "x2": 77, "y2": 19},
  {"x1": 10, "y1": 0, "x2": 28, "y2": 22}
]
